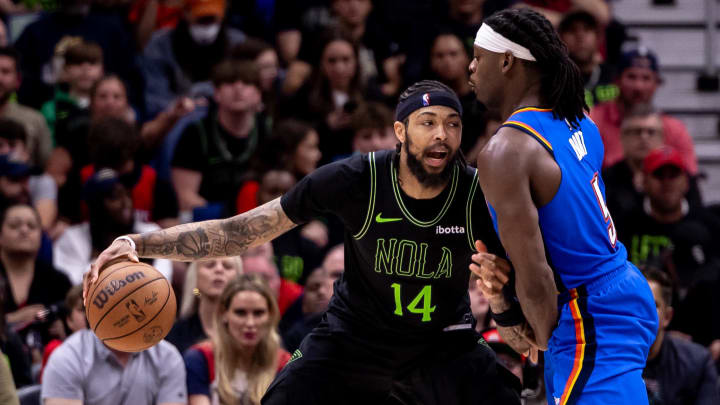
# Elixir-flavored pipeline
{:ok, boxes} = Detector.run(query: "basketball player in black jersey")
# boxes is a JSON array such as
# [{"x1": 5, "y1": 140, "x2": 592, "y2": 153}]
[{"x1": 85, "y1": 80, "x2": 520, "y2": 404}]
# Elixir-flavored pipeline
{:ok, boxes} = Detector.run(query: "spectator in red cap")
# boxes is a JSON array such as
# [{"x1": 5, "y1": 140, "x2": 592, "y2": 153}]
[
  {"x1": 616, "y1": 147, "x2": 720, "y2": 292},
  {"x1": 603, "y1": 104, "x2": 703, "y2": 224},
  {"x1": 590, "y1": 47, "x2": 698, "y2": 175}
]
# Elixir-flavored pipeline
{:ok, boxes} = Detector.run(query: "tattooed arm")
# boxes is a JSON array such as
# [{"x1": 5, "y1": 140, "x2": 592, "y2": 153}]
[
  {"x1": 84, "y1": 198, "x2": 296, "y2": 300},
  {"x1": 134, "y1": 198, "x2": 296, "y2": 260}
]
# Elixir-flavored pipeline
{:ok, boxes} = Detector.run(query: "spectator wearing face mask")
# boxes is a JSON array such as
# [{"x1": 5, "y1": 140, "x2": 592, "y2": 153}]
[{"x1": 142, "y1": 0, "x2": 247, "y2": 118}]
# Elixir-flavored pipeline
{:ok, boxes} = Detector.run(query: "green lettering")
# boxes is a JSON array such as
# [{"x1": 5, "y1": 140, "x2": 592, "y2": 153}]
[
  {"x1": 407, "y1": 285, "x2": 436, "y2": 322},
  {"x1": 396, "y1": 240, "x2": 418, "y2": 277},
  {"x1": 415, "y1": 243, "x2": 433, "y2": 279},
  {"x1": 375, "y1": 238, "x2": 398, "y2": 275},
  {"x1": 390, "y1": 283, "x2": 436, "y2": 322},
  {"x1": 434, "y1": 247, "x2": 452, "y2": 279}
]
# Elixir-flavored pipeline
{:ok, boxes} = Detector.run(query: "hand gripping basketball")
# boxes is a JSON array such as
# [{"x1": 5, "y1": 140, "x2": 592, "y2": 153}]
[
  {"x1": 85, "y1": 259, "x2": 176, "y2": 352},
  {"x1": 83, "y1": 237, "x2": 140, "y2": 306}
]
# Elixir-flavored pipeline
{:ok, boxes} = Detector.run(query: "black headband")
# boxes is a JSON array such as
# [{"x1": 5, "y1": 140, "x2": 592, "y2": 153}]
[{"x1": 394, "y1": 90, "x2": 463, "y2": 122}]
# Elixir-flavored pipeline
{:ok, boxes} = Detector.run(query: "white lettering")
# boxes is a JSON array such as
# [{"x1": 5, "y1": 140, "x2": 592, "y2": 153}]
[
  {"x1": 569, "y1": 131, "x2": 587, "y2": 161},
  {"x1": 435, "y1": 226, "x2": 466, "y2": 235}
]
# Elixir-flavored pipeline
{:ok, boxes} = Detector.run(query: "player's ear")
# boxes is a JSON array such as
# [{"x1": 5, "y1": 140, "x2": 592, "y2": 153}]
[
  {"x1": 501, "y1": 51, "x2": 515, "y2": 73},
  {"x1": 393, "y1": 121, "x2": 406, "y2": 144},
  {"x1": 663, "y1": 306, "x2": 674, "y2": 328}
]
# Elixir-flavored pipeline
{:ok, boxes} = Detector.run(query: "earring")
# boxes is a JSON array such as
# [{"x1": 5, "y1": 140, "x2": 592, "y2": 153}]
[{"x1": 193, "y1": 288, "x2": 201, "y2": 297}]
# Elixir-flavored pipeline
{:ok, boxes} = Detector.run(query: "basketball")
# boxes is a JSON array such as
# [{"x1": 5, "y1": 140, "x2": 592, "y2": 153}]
[{"x1": 86, "y1": 260, "x2": 176, "y2": 352}]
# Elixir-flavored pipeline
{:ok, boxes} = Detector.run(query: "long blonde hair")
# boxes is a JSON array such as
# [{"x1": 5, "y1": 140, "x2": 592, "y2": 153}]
[
  {"x1": 180, "y1": 257, "x2": 244, "y2": 319},
  {"x1": 213, "y1": 274, "x2": 281, "y2": 405}
]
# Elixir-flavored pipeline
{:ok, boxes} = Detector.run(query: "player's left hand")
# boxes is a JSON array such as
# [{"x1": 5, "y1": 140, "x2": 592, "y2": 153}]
[{"x1": 470, "y1": 240, "x2": 511, "y2": 300}]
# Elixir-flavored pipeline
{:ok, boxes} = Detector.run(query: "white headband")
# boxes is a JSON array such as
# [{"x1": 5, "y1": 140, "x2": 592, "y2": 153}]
[{"x1": 474, "y1": 23, "x2": 536, "y2": 61}]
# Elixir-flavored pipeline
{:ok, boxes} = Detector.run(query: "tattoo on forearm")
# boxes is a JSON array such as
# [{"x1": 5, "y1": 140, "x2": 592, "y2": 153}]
[
  {"x1": 136, "y1": 198, "x2": 296, "y2": 260},
  {"x1": 496, "y1": 323, "x2": 534, "y2": 354}
]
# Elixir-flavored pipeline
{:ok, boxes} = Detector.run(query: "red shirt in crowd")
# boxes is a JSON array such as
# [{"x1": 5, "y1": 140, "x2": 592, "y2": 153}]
[
  {"x1": 590, "y1": 101, "x2": 698, "y2": 175},
  {"x1": 278, "y1": 279, "x2": 303, "y2": 316},
  {"x1": 128, "y1": 0, "x2": 183, "y2": 30}
]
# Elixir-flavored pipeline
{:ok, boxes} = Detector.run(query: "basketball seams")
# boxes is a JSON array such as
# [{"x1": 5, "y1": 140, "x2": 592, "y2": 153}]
[
  {"x1": 92, "y1": 277, "x2": 166, "y2": 332},
  {"x1": 101, "y1": 278, "x2": 172, "y2": 345}
]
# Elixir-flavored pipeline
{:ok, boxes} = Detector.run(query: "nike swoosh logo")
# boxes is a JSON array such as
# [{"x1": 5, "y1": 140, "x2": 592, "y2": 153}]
[{"x1": 375, "y1": 213, "x2": 402, "y2": 223}]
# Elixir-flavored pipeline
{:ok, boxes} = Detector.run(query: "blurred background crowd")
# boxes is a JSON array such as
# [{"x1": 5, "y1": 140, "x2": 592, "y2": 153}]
[{"x1": 0, "y1": 0, "x2": 718, "y2": 404}]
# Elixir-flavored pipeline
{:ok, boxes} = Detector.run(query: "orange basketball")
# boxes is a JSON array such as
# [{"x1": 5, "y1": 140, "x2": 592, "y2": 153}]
[{"x1": 86, "y1": 260, "x2": 176, "y2": 352}]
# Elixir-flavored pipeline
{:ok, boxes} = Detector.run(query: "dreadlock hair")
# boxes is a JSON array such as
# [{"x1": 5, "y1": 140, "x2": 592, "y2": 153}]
[
  {"x1": 484, "y1": 8, "x2": 588, "y2": 127},
  {"x1": 395, "y1": 80, "x2": 468, "y2": 166}
]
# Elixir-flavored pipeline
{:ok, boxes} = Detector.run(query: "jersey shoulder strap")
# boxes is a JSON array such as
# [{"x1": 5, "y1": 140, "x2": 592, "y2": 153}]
[
  {"x1": 500, "y1": 107, "x2": 554, "y2": 156},
  {"x1": 352, "y1": 150, "x2": 379, "y2": 240}
]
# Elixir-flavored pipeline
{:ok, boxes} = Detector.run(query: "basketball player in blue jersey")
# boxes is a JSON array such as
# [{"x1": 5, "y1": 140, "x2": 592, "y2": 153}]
[{"x1": 467, "y1": 8, "x2": 658, "y2": 405}]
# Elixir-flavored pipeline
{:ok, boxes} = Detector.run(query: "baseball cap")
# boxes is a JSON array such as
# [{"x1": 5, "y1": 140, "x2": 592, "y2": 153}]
[
  {"x1": 185, "y1": 0, "x2": 226, "y2": 19},
  {"x1": 482, "y1": 328, "x2": 526, "y2": 364},
  {"x1": 618, "y1": 46, "x2": 659, "y2": 75},
  {"x1": 643, "y1": 147, "x2": 685, "y2": 175},
  {"x1": 82, "y1": 168, "x2": 121, "y2": 202},
  {"x1": 0, "y1": 154, "x2": 31, "y2": 179},
  {"x1": 558, "y1": 10, "x2": 599, "y2": 34}
]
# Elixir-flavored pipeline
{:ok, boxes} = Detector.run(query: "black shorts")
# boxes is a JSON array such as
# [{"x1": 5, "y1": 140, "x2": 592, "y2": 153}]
[{"x1": 262, "y1": 314, "x2": 521, "y2": 405}]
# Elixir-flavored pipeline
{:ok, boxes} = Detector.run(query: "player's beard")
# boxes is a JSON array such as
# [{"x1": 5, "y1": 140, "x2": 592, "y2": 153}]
[{"x1": 403, "y1": 132, "x2": 457, "y2": 189}]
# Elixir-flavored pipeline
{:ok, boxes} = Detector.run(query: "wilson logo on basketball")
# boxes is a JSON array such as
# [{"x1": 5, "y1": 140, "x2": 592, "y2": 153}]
[{"x1": 93, "y1": 271, "x2": 147, "y2": 309}]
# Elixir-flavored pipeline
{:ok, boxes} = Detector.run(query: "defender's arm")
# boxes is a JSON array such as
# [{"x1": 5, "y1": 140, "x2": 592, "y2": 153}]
[{"x1": 476, "y1": 128, "x2": 559, "y2": 349}]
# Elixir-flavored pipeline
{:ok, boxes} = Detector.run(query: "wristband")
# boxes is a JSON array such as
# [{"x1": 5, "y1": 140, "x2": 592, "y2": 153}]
[
  {"x1": 489, "y1": 300, "x2": 525, "y2": 327},
  {"x1": 113, "y1": 236, "x2": 136, "y2": 252}
]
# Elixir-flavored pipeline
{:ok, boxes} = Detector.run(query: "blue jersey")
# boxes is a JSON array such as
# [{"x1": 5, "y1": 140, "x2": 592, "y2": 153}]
[{"x1": 487, "y1": 107, "x2": 628, "y2": 290}]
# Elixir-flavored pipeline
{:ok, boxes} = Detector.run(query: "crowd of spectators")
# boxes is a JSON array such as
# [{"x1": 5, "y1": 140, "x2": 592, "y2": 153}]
[{"x1": 0, "y1": 0, "x2": 716, "y2": 404}]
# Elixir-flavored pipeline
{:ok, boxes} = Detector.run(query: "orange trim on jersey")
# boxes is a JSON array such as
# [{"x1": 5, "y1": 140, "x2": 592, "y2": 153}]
[
  {"x1": 510, "y1": 107, "x2": 553, "y2": 117},
  {"x1": 503, "y1": 121, "x2": 553, "y2": 151},
  {"x1": 559, "y1": 289, "x2": 586, "y2": 405}
]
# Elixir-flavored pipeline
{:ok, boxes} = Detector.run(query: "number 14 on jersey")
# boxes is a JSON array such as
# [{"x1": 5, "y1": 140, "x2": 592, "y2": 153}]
[{"x1": 391, "y1": 283, "x2": 436, "y2": 322}]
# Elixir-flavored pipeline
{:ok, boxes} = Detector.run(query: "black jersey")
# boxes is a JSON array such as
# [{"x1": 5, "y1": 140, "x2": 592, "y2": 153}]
[{"x1": 281, "y1": 150, "x2": 503, "y2": 341}]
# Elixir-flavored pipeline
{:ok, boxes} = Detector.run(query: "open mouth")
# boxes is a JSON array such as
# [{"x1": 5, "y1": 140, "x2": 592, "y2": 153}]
[{"x1": 425, "y1": 149, "x2": 449, "y2": 167}]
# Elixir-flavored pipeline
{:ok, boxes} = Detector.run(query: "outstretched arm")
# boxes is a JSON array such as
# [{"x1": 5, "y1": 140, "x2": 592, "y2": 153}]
[
  {"x1": 84, "y1": 198, "x2": 296, "y2": 301},
  {"x1": 134, "y1": 197, "x2": 295, "y2": 260},
  {"x1": 476, "y1": 128, "x2": 559, "y2": 349}
]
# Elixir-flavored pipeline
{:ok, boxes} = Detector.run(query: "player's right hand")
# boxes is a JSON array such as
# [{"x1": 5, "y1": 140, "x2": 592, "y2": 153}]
[
  {"x1": 83, "y1": 239, "x2": 140, "y2": 306},
  {"x1": 470, "y1": 240, "x2": 511, "y2": 300}
]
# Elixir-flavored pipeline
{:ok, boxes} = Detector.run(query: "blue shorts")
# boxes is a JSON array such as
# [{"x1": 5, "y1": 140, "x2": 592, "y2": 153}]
[{"x1": 545, "y1": 263, "x2": 658, "y2": 405}]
